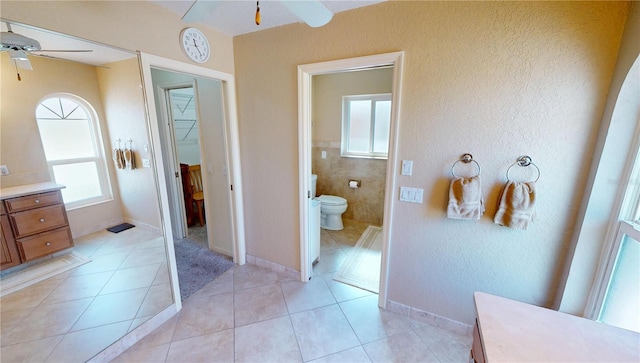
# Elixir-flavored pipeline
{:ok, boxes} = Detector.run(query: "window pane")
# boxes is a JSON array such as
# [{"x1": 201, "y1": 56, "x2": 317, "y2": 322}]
[
  {"x1": 37, "y1": 119, "x2": 94, "y2": 160},
  {"x1": 348, "y1": 100, "x2": 372, "y2": 153},
  {"x1": 52, "y1": 162, "x2": 102, "y2": 203},
  {"x1": 600, "y1": 234, "x2": 640, "y2": 333},
  {"x1": 373, "y1": 100, "x2": 391, "y2": 153}
]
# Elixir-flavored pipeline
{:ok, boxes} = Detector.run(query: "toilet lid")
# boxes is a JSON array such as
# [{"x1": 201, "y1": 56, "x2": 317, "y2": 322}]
[{"x1": 317, "y1": 195, "x2": 347, "y2": 206}]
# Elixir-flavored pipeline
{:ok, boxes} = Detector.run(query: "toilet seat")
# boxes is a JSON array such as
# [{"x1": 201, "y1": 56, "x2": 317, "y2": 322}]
[{"x1": 317, "y1": 195, "x2": 346, "y2": 206}]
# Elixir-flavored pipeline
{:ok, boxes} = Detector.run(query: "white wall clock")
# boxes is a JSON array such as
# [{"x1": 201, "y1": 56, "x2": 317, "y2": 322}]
[{"x1": 180, "y1": 27, "x2": 210, "y2": 63}]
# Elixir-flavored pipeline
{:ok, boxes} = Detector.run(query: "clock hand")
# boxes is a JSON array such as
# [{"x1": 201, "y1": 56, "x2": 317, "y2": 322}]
[{"x1": 192, "y1": 39, "x2": 203, "y2": 56}]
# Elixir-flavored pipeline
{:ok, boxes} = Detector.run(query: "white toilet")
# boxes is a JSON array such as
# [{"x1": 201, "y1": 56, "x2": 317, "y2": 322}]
[{"x1": 311, "y1": 174, "x2": 348, "y2": 230}]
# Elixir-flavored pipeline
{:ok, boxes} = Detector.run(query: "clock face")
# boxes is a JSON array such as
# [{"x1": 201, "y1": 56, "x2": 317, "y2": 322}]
[{"x1": 180, "y1": 28, "x2": 210, "y2": 63}]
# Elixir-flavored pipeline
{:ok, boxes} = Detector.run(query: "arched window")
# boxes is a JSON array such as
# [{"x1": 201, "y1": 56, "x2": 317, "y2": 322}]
[{"x1": 35, "y1": 94, "x2": 111, "y2": 209}]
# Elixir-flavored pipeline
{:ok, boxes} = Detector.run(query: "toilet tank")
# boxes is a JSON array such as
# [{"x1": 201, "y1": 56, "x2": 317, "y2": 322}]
[{"x1": 311, "y1": 174, "x2": 317, "y2": 197}]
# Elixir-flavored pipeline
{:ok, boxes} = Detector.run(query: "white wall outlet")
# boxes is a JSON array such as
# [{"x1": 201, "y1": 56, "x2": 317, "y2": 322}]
[
  {"x1": 321, "y1": 150, "x2": 327, "y2": 159},
  {"x1": 142, "y1": 159, "x2": 151, "y2": 168},
  {"x1": 0, "y1": 165, "x2": 9, "y2": 175},
  {"x1": 401, "y1": 160, "x2": 413, "y2": 176}
]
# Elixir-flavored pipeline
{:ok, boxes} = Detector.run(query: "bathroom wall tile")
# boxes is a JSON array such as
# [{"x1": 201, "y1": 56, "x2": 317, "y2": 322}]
[{"x1": 312, "y1": 147, "x2": 386, "y2": 226}]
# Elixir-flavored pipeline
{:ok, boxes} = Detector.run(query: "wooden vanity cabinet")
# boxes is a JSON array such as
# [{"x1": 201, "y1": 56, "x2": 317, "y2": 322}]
[
  {"x1": 1, "y1": 203, "x2": 21, "y2": 270},
  {"x1": 3, "y1": 190, "x2": 73, "y2": 264}
]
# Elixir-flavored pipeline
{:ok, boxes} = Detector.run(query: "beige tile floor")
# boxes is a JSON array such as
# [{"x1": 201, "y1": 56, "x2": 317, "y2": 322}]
[
  {"x1": 114, "y1": 220, "x2": 472, "y2": 362},
  {"x1": 0, "y1": 227, "x2": 171, "y2": 363}
]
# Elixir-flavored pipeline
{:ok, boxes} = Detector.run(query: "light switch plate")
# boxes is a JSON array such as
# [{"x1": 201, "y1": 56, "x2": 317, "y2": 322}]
[
  {"x1": 401, "y1": 160, "x2": 413, "y2": 176},
  {"x1": 400, "y1": 186, "x2": 423, "y2": 203},
  {"x1": 0, "y1": 165, "x2": 9, "y2": 175}
]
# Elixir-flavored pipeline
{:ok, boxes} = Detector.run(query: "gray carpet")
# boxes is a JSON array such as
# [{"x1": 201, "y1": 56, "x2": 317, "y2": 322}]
[{"x1": 174, "y1": 232, "x2": 234, "y2": 300}]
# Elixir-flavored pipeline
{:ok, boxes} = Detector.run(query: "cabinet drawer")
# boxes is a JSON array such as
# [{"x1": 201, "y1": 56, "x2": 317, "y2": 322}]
[
  {"x1": 17, "y1": 227, "x2": 73, "y2": 262},
  {"x1": 4, "y1": 191, "x2": 63, "y2": 213},
  {"x1": 471, "y1": 320, "x2": 486, "y2": 363},
  {"x1": 10, "y1": 204, "x2": 69, "y2": 238}
]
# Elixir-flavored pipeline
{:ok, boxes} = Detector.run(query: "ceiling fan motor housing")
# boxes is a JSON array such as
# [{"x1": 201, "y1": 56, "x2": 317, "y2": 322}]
[{"x1": 1, "y1": 32, "x2": 42, "y2": 51}]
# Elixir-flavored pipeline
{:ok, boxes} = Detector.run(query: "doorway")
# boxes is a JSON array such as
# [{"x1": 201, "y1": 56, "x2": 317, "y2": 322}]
[
  {"x1": 297, "y1": 52, "x2": 404, "y2": 309},
  {"x1": 165, "y1": 86, "x2": 209, "y2": 246},
  {"x1": 139, "y1": 53, "x2": 246, "y2": 305}
]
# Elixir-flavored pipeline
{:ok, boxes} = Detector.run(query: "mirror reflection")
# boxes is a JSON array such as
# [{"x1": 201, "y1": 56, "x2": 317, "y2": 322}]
[{"x1": 0, "y1": 21, "x2": 174, "y2": 361}]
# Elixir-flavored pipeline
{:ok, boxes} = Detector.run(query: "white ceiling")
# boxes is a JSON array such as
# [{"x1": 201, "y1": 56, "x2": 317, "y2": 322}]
[
  {"x1": 1, "y1": 1, "x2": 384, "y2": 67},
  {"x1": 1, "y1": 22, "x2": 136, "y2": 67},
  {"x1": 150, "y1": 0, "x2": 386, "y2": 37}
]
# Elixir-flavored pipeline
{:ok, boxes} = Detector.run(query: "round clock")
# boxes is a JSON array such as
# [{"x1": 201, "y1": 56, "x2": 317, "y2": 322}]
[{"x1": 180, "y1": 27, "x2": 210, "y2": 63}]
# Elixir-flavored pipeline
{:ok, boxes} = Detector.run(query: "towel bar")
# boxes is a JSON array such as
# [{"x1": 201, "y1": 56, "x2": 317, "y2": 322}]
[
  {"x1": 506, "y1": 155, "x2": 540, "y2": 182},
  {"x1": 451, "y1": 153, "x2": 481, "y2": 178}
]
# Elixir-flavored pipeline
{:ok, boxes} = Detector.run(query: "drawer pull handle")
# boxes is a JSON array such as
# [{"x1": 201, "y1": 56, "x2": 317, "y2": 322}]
[
  {"x1": 40, "y1": 218, "x2": 45, "y2": 223},
  {"x1": 35, "y1": 199, "x2": 40, "y2": 204},
  {"x1": 45, "y1": 242, "x2": 51, "y2": 246}
]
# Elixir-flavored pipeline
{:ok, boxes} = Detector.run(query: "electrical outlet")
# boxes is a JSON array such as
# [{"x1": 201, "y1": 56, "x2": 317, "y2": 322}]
[
  {"x1": 0, "y1": 165, "x2": 9, "y2": 175},
  {"x1": 142, "y1": 159, "x2": 151, "y2": 168}
]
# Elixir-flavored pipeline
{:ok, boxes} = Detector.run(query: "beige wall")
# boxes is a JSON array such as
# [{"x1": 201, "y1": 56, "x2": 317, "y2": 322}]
[
  {"x1": 234, "y1": 1, "x2": 629, "y2": 324},
  {"x1": 1, "y1": 1, "x2": 234, "y2": 75},
  {"x1": 558, "y1": 2, "x2": 640, "y2": 316},
  {"x1": 0, "y1": 55, "x2": 124, "y2": 236},
  {"x1": 97, "y1": 58, "x2": 162, "y2": 231}
]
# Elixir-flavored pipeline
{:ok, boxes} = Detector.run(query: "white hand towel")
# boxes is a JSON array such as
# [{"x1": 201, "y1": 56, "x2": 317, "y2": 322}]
[
  {"x1": 447, "y1": 175, "x2": 485, "y2": 220},
  {"x1": 494, "y1": 181, "x2": 536, "y2": 229},
  {"x1": 124, "y1": 148, "x2": 136, "y2": 170},
  {"x1": 113, "y1": 148, "x2": 125, "y2": 169}
]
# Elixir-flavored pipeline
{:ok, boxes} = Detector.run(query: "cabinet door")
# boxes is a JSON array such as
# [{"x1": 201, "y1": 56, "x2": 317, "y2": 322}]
[{"x1": 1, "y1": 215, "x2": 21, "y2": 270}]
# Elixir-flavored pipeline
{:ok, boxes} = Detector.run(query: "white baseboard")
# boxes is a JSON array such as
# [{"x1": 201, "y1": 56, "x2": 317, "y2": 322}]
[
  {"x1": 123, "y1": 218, "x2": 162, "y2": 235},
  {"x1": 245, "y1": 254, "x2": 300, "y2": 280},
  {"x1": 386, "y1": 299, "x2": 473, "y2": 336},
  {"x1": 88, "y1": 304, "x2": 179, "y2": 362},
  {"x1": 71, "y1": 218, "x2": 124, "y2": 239}
]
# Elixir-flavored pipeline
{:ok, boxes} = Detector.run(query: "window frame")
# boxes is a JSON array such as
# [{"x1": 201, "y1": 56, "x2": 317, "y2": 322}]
[
  {"x1": 35, "y1": 93, "x2": 113, "y2": 210},
  {"x1": 341, "y1": 93, "x2": 392, "y2": 160}
]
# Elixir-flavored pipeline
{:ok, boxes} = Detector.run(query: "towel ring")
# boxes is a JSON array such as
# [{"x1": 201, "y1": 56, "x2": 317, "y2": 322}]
[
  {"x1": 451, "y1": 153, "x2": 481, "y2": 178},
  {"x1": 506, "y1": 155, "x2": 540, "y2": 182}
]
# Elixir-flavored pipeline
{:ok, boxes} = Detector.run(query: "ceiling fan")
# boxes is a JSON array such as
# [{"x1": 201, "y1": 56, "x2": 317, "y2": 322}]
[
  {"x1": 182, "y1": 0, "x2": 333, "y2": 28},
  {"x1": 1, "y1": 22, "x2": 92, "y2": 80}
]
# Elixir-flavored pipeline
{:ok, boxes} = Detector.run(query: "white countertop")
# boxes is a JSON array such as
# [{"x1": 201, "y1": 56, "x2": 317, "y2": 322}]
[
  {"x1": 0, "y1": 182, "x2": 66, "y2": 200},
  {"x1": 474, "y1": 291, "x2": 640, "y2": 362}
]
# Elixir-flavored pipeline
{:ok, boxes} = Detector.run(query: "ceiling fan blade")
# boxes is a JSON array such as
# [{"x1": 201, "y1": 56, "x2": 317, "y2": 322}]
[
  {"x1": 182, "y1": 0, "x2": 221, "y2": 23},
  {"x1": 32, "y1": 49, "x2": 93, "y2": 53},
  {"x1": 14, "y1": 58, "x2": 33, "y2": 71},
  {"x1": 280, "y1": 0, "x2": 333, "y2": 28},
  {"x1": 28, "y1": 52, "x2": 110, "y2": 68}
]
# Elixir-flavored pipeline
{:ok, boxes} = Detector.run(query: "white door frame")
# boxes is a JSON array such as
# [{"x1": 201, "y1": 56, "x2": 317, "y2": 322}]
[
  {"x1": 140, "y1": 53, "x2": 246, "y2": 306},
  {"x1": 297, "y1": 51, "x2": 404, "y2": 308},
  {"x1": 157, "y1": 81, "x2": 197, "y2": 239}
]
